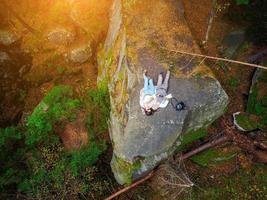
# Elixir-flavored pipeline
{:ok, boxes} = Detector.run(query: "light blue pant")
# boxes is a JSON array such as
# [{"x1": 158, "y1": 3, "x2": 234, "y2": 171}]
[{"x1": 144, "y1": 75, "x2": 156, "y2": 95}]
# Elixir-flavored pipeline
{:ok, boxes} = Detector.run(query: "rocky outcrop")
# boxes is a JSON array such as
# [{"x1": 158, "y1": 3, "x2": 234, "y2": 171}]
[
  {"x1": 99, "y1": 0, "x2": 228, "y2": 184},
  {"x1": 47, "y1": 28, "x2": 75, "y2": 45},
  {"x1": 68, "y1": 43, "x2": 92, "y2": 64},
  {"x1": 0, "y1": 30, "x2": 18, "y2": 46}
]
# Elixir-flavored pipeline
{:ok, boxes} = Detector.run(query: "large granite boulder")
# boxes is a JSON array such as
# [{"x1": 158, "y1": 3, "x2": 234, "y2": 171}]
[{"x1": 98, "y1": 0, "x2": 228, "y2": 184}]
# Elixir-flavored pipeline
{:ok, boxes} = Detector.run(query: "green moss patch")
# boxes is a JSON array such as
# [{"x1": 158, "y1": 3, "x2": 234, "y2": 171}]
[
  {"x1": 235, "y1": 112, "x2": 260, "y2": 131},
  {"x1": 176, "y1": 128, "x2": 208, "y2": 152},
  {"x1": 112, "y1": 155, "x2": 142, "y2": 185},
  {"x1": 190, "y1": 148, "x2": 237, "y2": 167},
  {"x1": 247, "y1": 84, "x2": 258, "y2": 114}
]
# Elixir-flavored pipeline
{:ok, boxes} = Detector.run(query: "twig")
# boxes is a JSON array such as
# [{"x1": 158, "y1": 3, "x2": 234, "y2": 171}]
[{"x1": 160, "y1": 47, "x2": 267, "y2": 70}]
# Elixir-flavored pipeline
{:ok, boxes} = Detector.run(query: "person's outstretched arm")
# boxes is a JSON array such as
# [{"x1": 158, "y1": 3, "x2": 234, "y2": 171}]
[
  {"x1": 143, "y1": 70, "x2": 149, "y2": 92},
  {"x1": 162, "y1": 70, "x2": 170, "y2": 90}
]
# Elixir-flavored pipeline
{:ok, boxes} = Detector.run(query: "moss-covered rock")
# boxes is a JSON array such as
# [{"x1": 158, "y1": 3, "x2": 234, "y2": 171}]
[
  {"x1": 233, "y1": 112, "x2": 260, "y2": 131},
  {"x1": 246, "y1": 69, "x2": 267, "y2": 129},
  {"x1": 98, "y1": 0, "x2": 228, "y2": 184}
]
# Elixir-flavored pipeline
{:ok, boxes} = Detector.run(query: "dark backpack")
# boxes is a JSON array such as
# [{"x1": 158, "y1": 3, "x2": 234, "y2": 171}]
[{"x1": 171, "y1": 98, "x2": 185, "y2": 111}]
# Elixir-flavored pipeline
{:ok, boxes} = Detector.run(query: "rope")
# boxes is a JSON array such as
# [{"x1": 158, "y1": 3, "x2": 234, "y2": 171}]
[{"x1": 160, "y1": 47, "x2": 267, "y2": 70}]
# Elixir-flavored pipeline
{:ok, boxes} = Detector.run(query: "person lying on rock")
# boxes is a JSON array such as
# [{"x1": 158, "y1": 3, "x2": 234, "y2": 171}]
[
  {"x1": 140, "y1": 70, "x2": 172, "y2": 116},
  {"x1": 155, "y1": 70, "x2": 172, "y2": 108}
]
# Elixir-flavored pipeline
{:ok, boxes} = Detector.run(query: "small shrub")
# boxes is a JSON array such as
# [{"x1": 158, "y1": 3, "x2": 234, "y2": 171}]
[
  {"x1": 26, "y1": 85, "x2": 80, "y2": 146},
  {"x1": 0, "y1": 127, "x2": 21, "y2": 148},
  {"x1": 85, "y1": 87, "x2": 110, "y2": 135},
  {"x1": 70, "y1": 142, "x2": 102, "y2": 176}
]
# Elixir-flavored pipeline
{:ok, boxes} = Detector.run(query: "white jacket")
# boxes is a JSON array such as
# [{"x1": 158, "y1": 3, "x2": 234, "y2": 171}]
[{"x1": 139, "y1": 88, "x2": 172, "y2": 111}]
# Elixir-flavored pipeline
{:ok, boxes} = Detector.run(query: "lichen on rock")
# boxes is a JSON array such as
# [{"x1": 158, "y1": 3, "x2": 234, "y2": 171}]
[{"x1": 98, "y1": 0, "x2": 228, "y2": 184}]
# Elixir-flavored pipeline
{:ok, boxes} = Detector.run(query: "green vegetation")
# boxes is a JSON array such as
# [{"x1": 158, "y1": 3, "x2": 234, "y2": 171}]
[
  {"x1": 56, "y1": 65, "x2": 66, "y2": 74},
  {"x1": 112, "y1": 155, "x2": 142, "y2": 185},
  {"x1": 190, "y1": 148, "x2": 237, "y2": 167},
  {"x1": 235, "y1": 113, "x2": 259, "y2": 131},
  {"x1": 247, "y1": 85, "x2": 258, "y2": 113},
  {"x1": 176, "y1": 129, "x2": 208, "y2": 152},
  {"x1": 183, "y1": 164, "x2": 267, "y2": 200},
  {"x1": 236, "y1": 0, "x2": 249, "y2": 5},
  {"x1": 0, "y1": 85, "x2": 111, "y2": 199},
  {"x1": 26, "y1": 85, "x2": 80, "y2": 146},
  {"x1": 246, "y1": 85, "x2": 267, "y2": 129},
  {"x1": 85, "y1": 86, "x2": 110, "y2": 135},
  {"x1": 228, "y1": 76, "x2": 240, "y2": 89},
  {"x1": 70, "y1": 142, "x2": 102, "y2": 176}
]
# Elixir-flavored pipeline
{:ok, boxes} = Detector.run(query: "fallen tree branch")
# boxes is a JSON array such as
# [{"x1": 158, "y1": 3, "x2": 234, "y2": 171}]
[
  {"x1": 104, "y1": 172, "x2": 154, "y2": 200},
  {"x1": 220, "y1": 117, "x2": 267, "y2": 163},
  {"x1": 179, "y1": 135, "x2": 230, "y2": 160}
]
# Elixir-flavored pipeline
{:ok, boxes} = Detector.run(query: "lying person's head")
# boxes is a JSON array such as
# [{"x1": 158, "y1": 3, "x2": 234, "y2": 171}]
[{"x1": 144, "y1": 108, "x2": 153, "y2": 116}]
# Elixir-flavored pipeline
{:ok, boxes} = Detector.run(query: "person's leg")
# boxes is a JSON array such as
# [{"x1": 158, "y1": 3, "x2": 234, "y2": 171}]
[
  {"x1": 162, "y1": 70, "x2": 170, "y2": 90},
  {"x1": 157, "y1": 73, "x2": 163, "y2": 87},
  {"x1": 148, "y1": 79, "x2": 155, "y2": 93},
  {"x1": 143, "y1": 75, "x2": 149, "y2": 94}
]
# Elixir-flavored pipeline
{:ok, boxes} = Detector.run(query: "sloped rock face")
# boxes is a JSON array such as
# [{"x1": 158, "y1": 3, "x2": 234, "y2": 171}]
[{"x1": 98, "y1": 0, "x2": 228, "y2": 184}]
